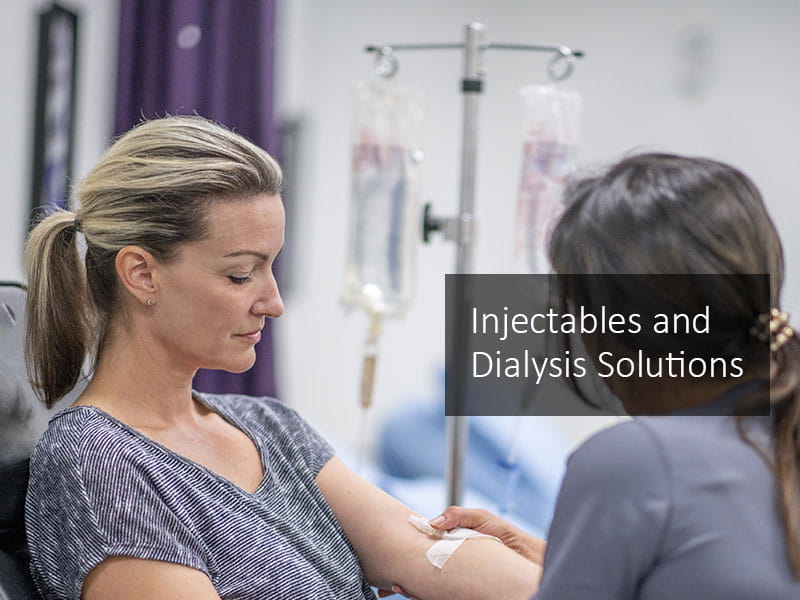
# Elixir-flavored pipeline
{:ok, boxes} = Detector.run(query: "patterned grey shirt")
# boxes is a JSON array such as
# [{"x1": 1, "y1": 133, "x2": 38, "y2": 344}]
[{"x1": 25, "y1": 393, "x2": 375, "y2": 599}]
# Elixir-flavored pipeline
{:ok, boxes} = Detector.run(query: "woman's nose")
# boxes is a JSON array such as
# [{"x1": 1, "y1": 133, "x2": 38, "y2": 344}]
[{"x1": 253, "y1": 273, "x2": 284, "y2": 318}]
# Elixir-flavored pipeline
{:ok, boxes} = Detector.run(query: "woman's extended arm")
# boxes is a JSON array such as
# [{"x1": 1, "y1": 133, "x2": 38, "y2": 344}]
[{"x1": 316, "y1": 456, "x2": 541, "y2": 600}]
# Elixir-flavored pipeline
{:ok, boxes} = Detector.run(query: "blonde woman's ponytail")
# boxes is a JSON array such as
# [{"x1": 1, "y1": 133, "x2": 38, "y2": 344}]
[{"x1": 24, "y1": 211, "x2": 92, "y2": 408}]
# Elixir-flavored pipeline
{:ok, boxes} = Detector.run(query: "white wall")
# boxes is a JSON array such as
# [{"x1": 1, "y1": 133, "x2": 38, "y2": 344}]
[
  {"x1": 0, "y1": 0, "x2": 117, "y2": 282},
  {"x1": 1, "y1": 1, "x2": 798, "y2": 456},
  {"x1": 273, "y1": 0, "x2": 800, "y2": 450}
]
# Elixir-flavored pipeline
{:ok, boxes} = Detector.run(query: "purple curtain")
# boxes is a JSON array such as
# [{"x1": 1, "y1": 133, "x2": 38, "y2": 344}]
[{"x1": 114, "y1": 0, "x2": 279, "y2": 398}]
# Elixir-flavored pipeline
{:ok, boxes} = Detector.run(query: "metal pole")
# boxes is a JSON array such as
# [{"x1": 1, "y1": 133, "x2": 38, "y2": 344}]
[
  {"x1": 445, "y1": 22, "x2": 485, "y2": 507},
  {"x1": 364, "y1": 24, "x2": 585, "y2": 507}
]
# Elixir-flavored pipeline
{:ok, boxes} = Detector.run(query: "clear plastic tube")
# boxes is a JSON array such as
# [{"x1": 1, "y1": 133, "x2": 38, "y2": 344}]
[
  {"x1": 497, "y1": 416, "x2": 525, "y2": 514},
  {"x1": 356, "y1": 313, "x2": 382, "y2": 473}
]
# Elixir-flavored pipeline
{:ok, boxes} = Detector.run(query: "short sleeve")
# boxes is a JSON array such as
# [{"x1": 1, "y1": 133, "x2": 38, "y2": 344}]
[
  {"x1": 25, "y1": 413, "x2": 209, "y2": 600},
  {"x1": 535, "y1": 420, "x2": 671, "y2": 599},
  {"x1": 268, "y1": 400, "x2": 333, "y2": 475},
  {"x1": 221, "y1": 395, "x2": 335, "y2": 477}
]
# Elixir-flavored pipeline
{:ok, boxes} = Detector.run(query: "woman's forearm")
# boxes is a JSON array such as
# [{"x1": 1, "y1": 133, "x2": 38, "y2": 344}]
[{"x1": 316, "y1": 457, "x2": 539, "y2": 599}]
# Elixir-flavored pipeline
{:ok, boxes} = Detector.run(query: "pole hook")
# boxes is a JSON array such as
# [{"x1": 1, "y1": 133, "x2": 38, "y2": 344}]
[
  {"x1": 374, "y1": 46, "x2": 399, "y2": 78},
  {"x1": 547, "y1": 46, "x2": 576, "y2": 81}
]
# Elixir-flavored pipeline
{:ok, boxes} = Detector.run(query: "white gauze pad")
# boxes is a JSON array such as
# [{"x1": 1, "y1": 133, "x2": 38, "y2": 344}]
[{"x1": 408, "y1": 515, "x2": 502, "y2": 569}]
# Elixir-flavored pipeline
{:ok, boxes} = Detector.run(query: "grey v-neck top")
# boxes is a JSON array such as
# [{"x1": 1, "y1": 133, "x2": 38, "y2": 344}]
[
  {"x1": 535, "y1": 390, "x2": 800, "y2": 599},
  {"x1": 25, "y1": 393, "x2": 375, "y2": 600}
]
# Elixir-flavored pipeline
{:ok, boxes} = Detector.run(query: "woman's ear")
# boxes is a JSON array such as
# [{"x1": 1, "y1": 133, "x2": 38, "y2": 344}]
[{"x1": 115, "y1": 246, "x2": 158, "y2": 307}]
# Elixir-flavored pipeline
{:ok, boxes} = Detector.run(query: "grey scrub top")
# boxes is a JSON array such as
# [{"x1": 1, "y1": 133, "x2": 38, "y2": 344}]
[{"x1": 535, "y1": 390, "x2": 800, "y2": 599}]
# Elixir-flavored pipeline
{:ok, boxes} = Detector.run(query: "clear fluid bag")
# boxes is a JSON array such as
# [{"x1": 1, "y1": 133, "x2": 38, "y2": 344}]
[
  {"x1": 515, "y1": 85, "x2": 581, "y2": 273},
  {"x1": 342, "y1": 79, "x2": 425, "y2": 317}
]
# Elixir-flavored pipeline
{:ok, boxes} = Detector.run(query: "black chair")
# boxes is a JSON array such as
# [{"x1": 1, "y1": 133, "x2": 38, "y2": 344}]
[
  {"x1": 0, "y1": 282, "x2": 83, "y2": 599},
  {"x1": 0, "y1": 458, "x2": 37, "y2": 600}
]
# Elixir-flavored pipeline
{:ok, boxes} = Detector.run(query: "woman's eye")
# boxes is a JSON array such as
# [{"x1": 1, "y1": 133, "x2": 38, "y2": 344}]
[{"x1": 228, "y1": 275, "x2": 252, "y2": 285}]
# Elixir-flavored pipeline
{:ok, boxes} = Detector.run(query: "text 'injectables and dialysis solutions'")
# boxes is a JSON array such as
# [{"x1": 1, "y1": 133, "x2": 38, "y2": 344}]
[{"x1": 470, "y1": 305, "x2": 745, "y2": 383}]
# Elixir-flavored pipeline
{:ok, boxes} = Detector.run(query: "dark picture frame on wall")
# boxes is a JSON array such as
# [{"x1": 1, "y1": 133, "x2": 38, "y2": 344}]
[{"x1": 29, "y1": 3, "x2": 79, "y2": 228}]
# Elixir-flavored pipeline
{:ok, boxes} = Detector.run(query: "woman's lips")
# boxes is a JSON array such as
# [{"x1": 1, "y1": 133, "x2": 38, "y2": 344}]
[{"x1": 236, "y1": 330, "x2": 262, "y2": 344}]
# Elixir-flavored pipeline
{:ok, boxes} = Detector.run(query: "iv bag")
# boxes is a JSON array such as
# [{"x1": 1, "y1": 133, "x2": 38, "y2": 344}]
[
  {"x1": 342, "y1": 79, "x2": 425, "y2": 317},
  {"x1": 515, "y1": 85, "x2": 581, "y2": 273}
]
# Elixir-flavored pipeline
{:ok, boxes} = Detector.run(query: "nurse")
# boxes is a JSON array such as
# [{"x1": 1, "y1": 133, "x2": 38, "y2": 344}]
[{"x1": 430, "y1": 153, "x2": 800, "y2": 599}]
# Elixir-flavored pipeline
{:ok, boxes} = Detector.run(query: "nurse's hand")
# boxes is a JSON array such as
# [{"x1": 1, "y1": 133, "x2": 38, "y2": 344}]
[{"x1": 429, "y1": 507, "x2": 547, "y2": 566}]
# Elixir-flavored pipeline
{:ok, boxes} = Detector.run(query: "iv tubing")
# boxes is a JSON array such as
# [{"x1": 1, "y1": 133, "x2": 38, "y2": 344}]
[
  {"x1": 497, "y1": 416, "x2": 525, "y2": 514},
  {"x1": 360, "y1": 312, "x2": 383, "y2": 410},
  {"x1": 357, "y1": 312, "x2": 383, "y2": 472}
]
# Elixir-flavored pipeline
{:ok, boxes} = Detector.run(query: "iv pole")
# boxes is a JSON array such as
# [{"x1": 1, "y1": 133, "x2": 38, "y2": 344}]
[{"x1": 365, "y1": 22, "x2": 584, "y2": 506}]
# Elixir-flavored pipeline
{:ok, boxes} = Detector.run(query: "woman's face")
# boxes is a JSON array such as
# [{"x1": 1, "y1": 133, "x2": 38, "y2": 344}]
[{"x1": 150, "y1": 193, "x2": 285, "y2": 375}]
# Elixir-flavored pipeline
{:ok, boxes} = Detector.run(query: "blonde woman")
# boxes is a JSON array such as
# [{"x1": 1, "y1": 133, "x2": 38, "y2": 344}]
[{"x1": 23, "y1": 116, "x2": 538, "y2": 600}]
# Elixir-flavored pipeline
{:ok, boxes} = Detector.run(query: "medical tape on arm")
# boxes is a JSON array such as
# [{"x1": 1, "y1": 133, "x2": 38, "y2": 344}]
[{"x1": 408, "y1": 515, "x2": 503, "y2": 569}]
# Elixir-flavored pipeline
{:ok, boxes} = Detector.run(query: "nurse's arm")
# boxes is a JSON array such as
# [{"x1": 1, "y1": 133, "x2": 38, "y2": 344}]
[
  {"x1": 429, "y1": 506, "x2": 547, "y2": 565},
  {"x1": 316, "y1": 456, "x2": 541, "y2": 599}
]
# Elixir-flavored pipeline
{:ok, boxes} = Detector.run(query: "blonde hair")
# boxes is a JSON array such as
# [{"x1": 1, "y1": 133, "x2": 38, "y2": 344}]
[{"x1": 25, "y1": 115, "x2": 283, "y2": 408}]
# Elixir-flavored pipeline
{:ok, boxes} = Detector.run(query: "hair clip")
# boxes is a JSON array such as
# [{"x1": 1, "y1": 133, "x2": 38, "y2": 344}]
[{"x1": 750, "y1": 308, "x2": 794, "y2": 352}]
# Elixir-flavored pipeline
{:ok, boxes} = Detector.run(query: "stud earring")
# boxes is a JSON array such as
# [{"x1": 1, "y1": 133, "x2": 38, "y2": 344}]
[{"x1": 146, "y1": 298, "x2": 155, "y2": 307}]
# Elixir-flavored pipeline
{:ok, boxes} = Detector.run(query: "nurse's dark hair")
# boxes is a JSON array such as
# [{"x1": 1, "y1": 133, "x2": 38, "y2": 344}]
[
  {"x1": 549, "y1": 152, "x2": 800, "y2": 578},
  {"x1": 24, "y1": 115, "x2": 283, "y2": 408}
]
